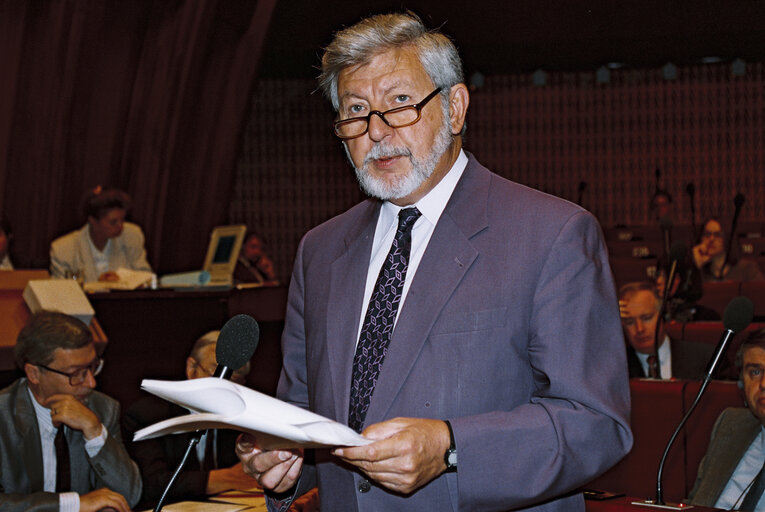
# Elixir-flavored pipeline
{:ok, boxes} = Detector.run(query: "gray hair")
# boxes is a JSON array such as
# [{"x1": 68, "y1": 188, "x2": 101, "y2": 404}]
[
  {"x1": 319, "y1": 12, "x2": 464, "y2": 112},
  {"x1": 15, "y1": 311, "x2": 93, "y2": 368}
]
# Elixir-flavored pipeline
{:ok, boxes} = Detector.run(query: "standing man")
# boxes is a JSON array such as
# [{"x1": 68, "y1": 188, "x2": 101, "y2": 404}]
[
  {"x1": 619, "y1": 281, "x2": 714, "y2": 379},
  {"x1": 237, "y1": 12, "x2": 632, "y2": 511},
  {"x1": 0, "y1": 311, "x2": 141, "y2": 512},
  {"x1": 688, "y1": 328, "x2": 765, "y2": 510}
]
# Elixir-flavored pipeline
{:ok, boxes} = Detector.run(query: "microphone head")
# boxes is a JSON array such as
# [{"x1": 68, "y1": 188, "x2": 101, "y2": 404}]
[
  {"x1": 723, "y1": 296, "x2": 754, "y2": 332},
  {"x1": 669, "y1": 241, "x2": 687, "y2": 262},
  {"x1": 216, "y1": 314, "x2": 260, "y2": 370},
  {"x1": 659, "y1": 216, "x2": 673, "y2": 230},
  {"x1": 685, "y1": 182, "x2": 695, "y2": 195},
  {"x1": 578, "y1": 181, "x2": 587, "y2": 192},
  {"x1": 734, "y1": 193, "x2": 746, "y2": 208}
]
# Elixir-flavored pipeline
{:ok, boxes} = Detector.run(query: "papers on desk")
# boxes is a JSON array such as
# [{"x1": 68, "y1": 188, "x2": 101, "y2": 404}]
[
  {"x1": 134, "y1": 377, "x2": 372, "y2": 450},
  {"x1": 140, "y1": 500, "x2": 257, "y2": 512},
  {"x1": 83, "y1": 268, "x2": 153, "y2": 292}
]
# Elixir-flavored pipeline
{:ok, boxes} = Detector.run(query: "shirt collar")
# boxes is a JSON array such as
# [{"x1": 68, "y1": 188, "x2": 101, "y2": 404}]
[{"x1": 380, "y1": 149, "x2": 468, "y2": 227}]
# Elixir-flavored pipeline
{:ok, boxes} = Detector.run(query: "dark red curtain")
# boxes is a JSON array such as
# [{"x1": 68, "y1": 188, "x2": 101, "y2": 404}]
[{"x1": 0, "y1": 0, "x2": 276, "y2": 272}]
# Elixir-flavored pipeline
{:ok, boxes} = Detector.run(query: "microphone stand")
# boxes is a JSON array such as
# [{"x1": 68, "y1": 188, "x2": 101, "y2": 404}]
[
  {"x1": 685, "y1": 183, "x2": 697, "y2": 241},
  {"x1": 633, "y1": 296, "x2": 754, "y2": 509},
  {"x1": 722, "y1": 193, "x2": 745, "y2": 273}
]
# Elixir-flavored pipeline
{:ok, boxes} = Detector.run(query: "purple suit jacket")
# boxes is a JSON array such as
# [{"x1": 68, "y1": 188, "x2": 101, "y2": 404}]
[{"x1": 277, "y1": 154, "x2": 633, "y2": 511}]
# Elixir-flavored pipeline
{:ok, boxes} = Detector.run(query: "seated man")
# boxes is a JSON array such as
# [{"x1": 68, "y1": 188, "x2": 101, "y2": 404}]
[
  {"x1": 50, "y1": 186, "x2": 152, "y2": 283},
  {"x1": 233, "y1": 232, "x2": 279, "y2": 285},
  {"x1": 123, "y1": 330, "x2": 255, "y2": 508},
  {"x1": 0, "y1": 311, "x2": 141, "y2": 512},
  {"x1": 688, "y1": 328, "x2": 765, "y2": 510},
  {"x1": 619, "y1": 281, "x2": 714, "y2": 379}
]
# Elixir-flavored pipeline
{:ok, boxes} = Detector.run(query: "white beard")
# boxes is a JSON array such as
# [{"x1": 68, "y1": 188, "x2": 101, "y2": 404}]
[{"x1": 345, "y1": 113, "x2": 453, "y2": 201}]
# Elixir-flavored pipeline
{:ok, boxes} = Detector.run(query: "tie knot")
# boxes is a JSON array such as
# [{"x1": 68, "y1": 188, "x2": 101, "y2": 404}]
[{"x1": 397, "y1": 207, "x2": 421, "y2": 234}]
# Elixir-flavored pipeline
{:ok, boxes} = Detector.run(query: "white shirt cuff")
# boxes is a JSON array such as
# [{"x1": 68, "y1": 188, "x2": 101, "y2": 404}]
[
  {"x1": 84, "y1": 424, "x2": 108, "y2": 457},
  {"x1": 59, "y1": 491, "x2": 79, "y2": 512}
]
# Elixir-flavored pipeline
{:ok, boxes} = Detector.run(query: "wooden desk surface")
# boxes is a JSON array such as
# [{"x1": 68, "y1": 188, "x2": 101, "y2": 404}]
[
  {"x1": 0, "y1": 270, "x2": 107, "y2": 372},
  {"x1": 586, "y1": 495, "x2": 721, "y2": 511}
]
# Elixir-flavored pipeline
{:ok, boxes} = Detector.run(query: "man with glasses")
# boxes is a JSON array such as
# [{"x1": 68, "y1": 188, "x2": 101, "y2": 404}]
[
  {"x1": 237, "y1": 12, "x2": 631, "y2": 511},
  {"x1": 0, "y1": 310, "x2": 141, "y2": 512},
  {"x1": 123, "y1": 330, "x2": 254, "y2": 508}
]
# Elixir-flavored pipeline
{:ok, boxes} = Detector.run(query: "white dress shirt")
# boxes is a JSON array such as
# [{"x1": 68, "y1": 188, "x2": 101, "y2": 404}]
[
  {"x1": 635, "y1": 335, "x2": 672, "y2": 378},
  {"x1": 28, "y1": 387, "x2": 108, "y2": 512},
  {"x1": 356, "y1": 150, "x2": 468, "y2": 344},
  {"x1": 715, "y1": 427, "x2": 765, "y2": 511}
]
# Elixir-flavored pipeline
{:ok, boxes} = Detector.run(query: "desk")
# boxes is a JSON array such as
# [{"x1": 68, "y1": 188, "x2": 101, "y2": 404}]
[
  {"x1": 0, "y1": 270, "x2": 107, "y2": 375},
  {"x1": 89, "y1": 285, "x2": 288, "y2": 408},
  {"x1": 586, "y1": 495, "x2": 721, "y2": 511}
]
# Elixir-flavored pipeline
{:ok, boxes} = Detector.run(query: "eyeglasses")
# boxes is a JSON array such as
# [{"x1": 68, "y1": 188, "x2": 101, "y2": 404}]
[
  {"x1": 702, "y1": 230, "x2": 724, "y2": 239},
  {"x1": 333, "y1": 87, "x2": 443, "y2": 140},
  {"x1": 37, "y1": 358, "x2": 104, "y2": 386}
]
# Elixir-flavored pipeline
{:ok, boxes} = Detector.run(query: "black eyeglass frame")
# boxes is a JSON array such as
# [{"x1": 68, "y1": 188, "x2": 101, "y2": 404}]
[
  {"x1": 37, "y1": 358, "x2": 104, "y2": 386},
  {"x1": 333, "y1": 87, "x2": 443, "y2": 140}
]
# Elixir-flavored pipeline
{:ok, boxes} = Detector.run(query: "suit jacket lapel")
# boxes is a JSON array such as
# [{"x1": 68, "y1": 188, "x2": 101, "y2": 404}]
[
  {"x1": 14, "y1": 381, "x2": 45, "y2": 491},
  {"x1": 364, "y1": 157, "x2": 489, "y2": 425},
  {"x1": 327, "y1": 201, "x2": 381, "y2": 420}
]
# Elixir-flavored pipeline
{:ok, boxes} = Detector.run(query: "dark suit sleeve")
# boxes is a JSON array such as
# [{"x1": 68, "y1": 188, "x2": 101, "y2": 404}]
[
  {"x1": 89, "y1": 397, "x2": 143, "y2": 507},
  {"x1": 453, "y1": 211, "x2": 633, "y2": 509},
  {"x1": 123, "y1": 399, "x2": 209, "y2": 505}
]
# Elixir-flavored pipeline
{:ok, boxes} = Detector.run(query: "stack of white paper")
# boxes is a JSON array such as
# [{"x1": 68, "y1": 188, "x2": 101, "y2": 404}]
[
  {"x1": 134, "y1": 377, "x2": 371, "y2": 450},
  {"x1": 83, "y1": 268, "x2": 153, "y2": 292}
]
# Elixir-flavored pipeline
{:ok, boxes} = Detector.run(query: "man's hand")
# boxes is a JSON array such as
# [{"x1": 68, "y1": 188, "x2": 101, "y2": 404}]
[
  {"x1": 206, "y1": 462, "x2": 262, "y2": 495},
  {"x1": 46, "y1": 394, "x2": 102, "y2": 440},
  {"x1": 235, "y1": 434, "x2": 304, "y2": 493},
  {"x1": 98, "y1": 271, "x2": 120, "y2": 282},
  {"x1": 692, "y1": 242, "x2": 712, "y2": 269},
  {"x1": 332, "y1": 417, "x2": 450, "y2": 495},
  {"x1": 78, "y1": 488, "x2": 130, "y2": 512}
]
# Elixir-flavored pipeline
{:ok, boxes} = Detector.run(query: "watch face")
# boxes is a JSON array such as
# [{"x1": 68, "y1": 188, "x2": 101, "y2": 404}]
[{"x1": 446, "y1": 448, "x2": 457, "y2": 467}]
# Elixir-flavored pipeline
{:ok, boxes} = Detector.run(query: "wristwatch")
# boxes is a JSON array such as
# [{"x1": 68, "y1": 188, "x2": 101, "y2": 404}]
[{"x1": 444, "y1": 420, "x2": 457, "y2": 471}]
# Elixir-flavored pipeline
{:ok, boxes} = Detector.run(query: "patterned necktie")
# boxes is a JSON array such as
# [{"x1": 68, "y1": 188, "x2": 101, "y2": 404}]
[
  {"x1": 348, "y1": 207, "x2": 421, "y2": 433},
  {"x1": 647, "y1": 354, "x2": 660, "y2": 378},
  {"x1": 55, "y1": 427, "x2": 71, "y2": 492},
  {"x1": 740, "y1": 460, "x2": 765, "y2": 512}
]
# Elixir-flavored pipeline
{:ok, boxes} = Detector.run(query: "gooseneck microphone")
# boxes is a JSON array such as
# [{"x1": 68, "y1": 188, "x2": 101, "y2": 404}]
[
  {"x1": 648, "y1": 296, "x2": 754, "y2": 508},
  {"x1": 685, "y1": 182, "x2": 697, "y2": 240},
  {"x1": 213, "y1": 314, "x2": 261, "y2": 379},
  {"x1": 155, "y1": 314, "x2": 260, "y2": 512},
  {"x1": 652, "y1": 241, "x2": 687, "y2": 376},
  {"x1": 659, "y1": 217, "x2": 673, "y2": 261},
  {"x1": 722, "y1": 193, "x2": 746, "y2": 272}
]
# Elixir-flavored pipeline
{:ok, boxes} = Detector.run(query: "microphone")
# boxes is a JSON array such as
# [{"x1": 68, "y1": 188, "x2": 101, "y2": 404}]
[
  {"x1": 685, "y1": 182, "x2": 697, "y2": 240},
  {"x1": 154, "y1": 314, "x2": 260, "y2": 512},
  {"x1": 577, "y1": 181, "x2": 587, "y2": 206},
  {"x1": 659, "y1": 216, "x2": 673, "y2": 260},
  {"x1": 723, "y1": 193, "x2": 746, "y2": 271},
  {"x1": 645, "y1": 296, "x2": 754, "y2": 508},
  {"x1": 213, "y1": 314, "x2": 261, "y2": 380}
]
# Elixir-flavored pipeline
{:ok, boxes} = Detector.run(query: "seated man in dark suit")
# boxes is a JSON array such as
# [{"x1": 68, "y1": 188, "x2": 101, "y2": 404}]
[
  {"x1": 123, "y1": 330, "x2": 256, "y2": 508},
  {"x1": 0, "y1": 311, "x2": 141, "y2": 512},
  {"x1": 619, "y1": 281, "x2": 714, "y2": 379},
  {"x1": 688, "y1": 328, "x2": 765, "y2": 510}
]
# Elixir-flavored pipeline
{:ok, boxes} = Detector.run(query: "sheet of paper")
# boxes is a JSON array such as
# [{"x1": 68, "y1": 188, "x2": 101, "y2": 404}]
[
  {"x1": 83, "y1": 268, "x2": 152, "y2": 291},
  {"x1": 134, "y1": 377, "x2": 372, "y2": 449}
]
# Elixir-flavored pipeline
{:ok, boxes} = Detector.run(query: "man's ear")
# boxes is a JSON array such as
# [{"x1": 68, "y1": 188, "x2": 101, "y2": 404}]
[
  {"x1": 24, "y1": 363, "x2": 41, "y2": 384},
  {"x1": 448, "y1": 83, "x2": 470, "y2": 136},
  {"x1": 185, "y1": 357, "x2": 197, "y2": 380}
]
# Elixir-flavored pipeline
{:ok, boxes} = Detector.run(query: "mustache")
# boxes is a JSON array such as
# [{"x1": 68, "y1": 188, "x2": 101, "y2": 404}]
[{"x1": 362, "y1": 143, "x2": 412, "y2": 167}]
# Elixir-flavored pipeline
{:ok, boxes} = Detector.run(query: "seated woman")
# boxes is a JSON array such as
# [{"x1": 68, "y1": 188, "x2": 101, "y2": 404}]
[
  {"x1": 50, "y1": 186, "x2": 152, "y2": 283},
  {"x1": 693, "y1": 217, "x2": 764, "y2": 282}
]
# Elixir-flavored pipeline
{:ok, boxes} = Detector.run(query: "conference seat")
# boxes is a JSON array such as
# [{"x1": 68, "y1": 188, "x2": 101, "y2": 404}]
[
  {"x1": 586, "y1": 379, "x2": 742, "y2": 503},
  {"x1": 609, "y1": 257, "x2": 658, "y2": 287},
  {"x1": 740, "y1": 281, "x2": 765, "y2": 319}
]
